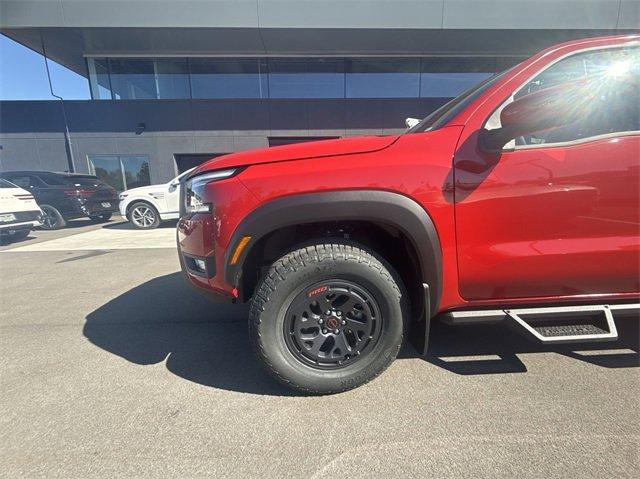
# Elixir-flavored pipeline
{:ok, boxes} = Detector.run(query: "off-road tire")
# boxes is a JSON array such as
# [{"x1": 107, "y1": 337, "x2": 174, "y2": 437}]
[{"x1": 249, "y1": 241, "x2": 408, "y2": 395}]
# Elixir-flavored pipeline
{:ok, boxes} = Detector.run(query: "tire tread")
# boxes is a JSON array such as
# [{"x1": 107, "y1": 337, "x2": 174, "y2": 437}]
[{"x1": 249, "y1": 242, "x2": 405, "y2": 394}]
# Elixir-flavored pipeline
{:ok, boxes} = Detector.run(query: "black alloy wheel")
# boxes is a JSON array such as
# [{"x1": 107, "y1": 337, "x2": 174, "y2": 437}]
[
  {"x1": 249, "y1": 242, "x2": 408, "y2": 394},
  {"x1": 283, "y1": 280, "x2": 383, "y2": 369},
  {"x1": 39, "y1": 205, "x2": 66, "y2": 230}
]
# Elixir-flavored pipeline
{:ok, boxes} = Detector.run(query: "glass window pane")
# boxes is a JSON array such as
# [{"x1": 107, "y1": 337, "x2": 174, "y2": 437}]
[
  {"x1": 346, "y1": 59, "x2": 420, "y2": 98},
  {"x1": 89, "y1": 156, "x2": 125, "y2": 191},
  {"x1": 513, "y1": 47, "x2": 639, "y2": 144},
  {"x1": 155, "y1": 59, "x2": 190, "y2": 99},
  {"x1": 109, "y1": 59, "x2": 156, "y2": 100},
  {"x1": 121, "y1": 156, "x2": 151, "y2": 189},
  {"x1": 87, "y1": 58, "x2": 112, "y2": 100},
  {"x1": 268, "y1": 58, "x2": 344, "y2": 98},
  {"x1": 421, "y1": 58, "x2": 495, "y2": 98},
  {"x1": 190, "y1": 59, "x2": 267, "y2": 98}
]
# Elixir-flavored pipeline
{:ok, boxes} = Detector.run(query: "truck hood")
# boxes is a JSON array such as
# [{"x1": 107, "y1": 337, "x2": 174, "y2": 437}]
[{"x1": 195, "y1": 135, "x2": 399, "y2": 173}]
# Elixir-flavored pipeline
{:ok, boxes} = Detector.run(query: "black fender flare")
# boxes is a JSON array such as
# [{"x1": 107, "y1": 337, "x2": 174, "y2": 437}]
[{"x1": 225, "y1": 190, "x2": 442, "y2": 313}]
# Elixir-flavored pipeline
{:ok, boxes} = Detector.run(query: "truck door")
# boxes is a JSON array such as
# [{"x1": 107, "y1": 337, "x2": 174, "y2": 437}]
[{"x1": 454, "y1": 46, "x2": 639, "y2": 300}]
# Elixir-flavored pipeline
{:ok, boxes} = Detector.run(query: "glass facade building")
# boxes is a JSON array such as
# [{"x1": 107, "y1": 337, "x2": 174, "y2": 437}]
[
  {"x1": 1, "y1": 0, "x2": 634, "y2": 186},
  {"x1": 87, "y1": 56, "x2": 519, "y2": 101}
]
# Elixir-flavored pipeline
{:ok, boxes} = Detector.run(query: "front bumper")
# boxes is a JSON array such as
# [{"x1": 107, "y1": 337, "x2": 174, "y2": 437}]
[
  {"x1": 175, "y1": 173, "x2": 259, "y2": 303},
  {"x1": 177, "y1": 232, "x2": 235, "y2": 303}
]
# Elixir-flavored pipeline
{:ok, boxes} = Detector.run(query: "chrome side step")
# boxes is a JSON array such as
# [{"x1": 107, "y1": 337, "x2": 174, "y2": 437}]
[{"x1": 442, "y1": 303, "x2": 639, "y2": 345}]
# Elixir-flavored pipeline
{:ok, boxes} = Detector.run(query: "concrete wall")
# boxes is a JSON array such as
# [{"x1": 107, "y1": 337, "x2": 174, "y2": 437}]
[{"x1": 0, "y1": 98, "x2": 447, "y2": 182}]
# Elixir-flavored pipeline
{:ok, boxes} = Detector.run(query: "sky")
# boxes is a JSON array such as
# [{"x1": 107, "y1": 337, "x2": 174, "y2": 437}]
[{"x1": 0, "y1": 34, "x2": 90, "y2": 100}]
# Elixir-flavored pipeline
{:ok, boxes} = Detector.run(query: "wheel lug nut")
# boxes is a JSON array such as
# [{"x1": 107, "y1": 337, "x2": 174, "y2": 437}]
[
  {"x1": 334, "y1": 329, "x2": 339, "y2": 334},
  {"x1": 341, "y1": 320, "x2": 346, "y2": 325},
  {"x1": 336, "y1": 311, "x2": 342, "y2": 316},
  {"x1": 325, "y1": 311, "x2": 331, "y2": 315},
  {"x1": 322, "y1": 329, "x2": 327, "y2": 334},
  {"x1": 318, "y1": 318, "x2": 323, "y2": 324}
]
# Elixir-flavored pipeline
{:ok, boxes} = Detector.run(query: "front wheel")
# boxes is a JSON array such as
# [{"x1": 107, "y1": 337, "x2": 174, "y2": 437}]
[
  {"x1": 128, "y1": 202, "x2": 160, "y2": 229},
  {"x1": 249, "y1": 242, "x2": 408, "y2": 394}
]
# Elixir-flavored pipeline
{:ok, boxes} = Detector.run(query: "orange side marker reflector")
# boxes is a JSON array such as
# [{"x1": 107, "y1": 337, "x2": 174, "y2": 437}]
[{"x1": 230, "y1": 236, "x2": 251, "y2": 265}]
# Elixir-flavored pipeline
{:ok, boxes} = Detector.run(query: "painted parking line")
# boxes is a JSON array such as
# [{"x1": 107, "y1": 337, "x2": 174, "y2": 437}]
[{"x1": 3, "y1": 227, "x2": 176, "y2": 251}]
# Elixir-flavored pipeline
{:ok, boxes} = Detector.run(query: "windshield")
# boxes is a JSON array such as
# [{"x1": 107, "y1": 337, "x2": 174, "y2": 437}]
[
  {"x1": 407, "y1": 69, "x2": 511, "y2": 133},
  {"x1": 173, "y1": 167, "x2": 196, "y2": 183}
]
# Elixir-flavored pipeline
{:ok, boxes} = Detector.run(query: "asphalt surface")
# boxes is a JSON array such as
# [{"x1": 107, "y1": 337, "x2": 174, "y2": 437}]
[{"x1": 1, "y1": 221, "x2": 639, "y2": 478}]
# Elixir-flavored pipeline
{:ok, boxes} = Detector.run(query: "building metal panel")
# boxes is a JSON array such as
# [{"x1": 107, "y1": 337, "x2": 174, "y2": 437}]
[
  {"x1": 60, "y1": 1, "x2": 259, "y2": 28},
  {"x1": 618, "y1": 0, "x2": 640, "y2": 29},
  {"x1": 257, "y1": 0, "x2": 444, "y2": 29},
  {"x1": 443, "y1": 0, "x2": 624, "y2": 29}
]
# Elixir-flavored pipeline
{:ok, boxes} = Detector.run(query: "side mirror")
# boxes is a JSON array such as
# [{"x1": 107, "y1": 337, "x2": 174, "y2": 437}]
[
  {"x1": 169, "y1": 179, "x2": 180, "y2": 188},
  {"x1": 405, "y1": 117, "x2": 420, "y2": 129},
  {"x1": 479, "y1": 80, "x2": 593, "y2": 151}
]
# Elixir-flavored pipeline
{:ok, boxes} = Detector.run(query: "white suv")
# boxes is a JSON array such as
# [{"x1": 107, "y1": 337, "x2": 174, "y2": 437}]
[
  {"x1": 0, "y1": 179, "x2": 42, "y2": 242},
  {"x1": 118, "y1": 168, "x2": 194, "y2": 229}
]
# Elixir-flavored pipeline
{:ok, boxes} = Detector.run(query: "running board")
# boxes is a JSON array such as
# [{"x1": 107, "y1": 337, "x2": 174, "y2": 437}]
[
  {"x1": 442, "y1": 303, "x2": 639, "y2": 345},
  {"x1": 504, "y1": 305, "x2": 617, "y2": 344}
]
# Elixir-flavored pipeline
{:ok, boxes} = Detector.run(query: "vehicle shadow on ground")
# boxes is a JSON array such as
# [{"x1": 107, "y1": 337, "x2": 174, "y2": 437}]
[
  {"x1": 424, "y1": 317, "x2": 639, "y2": 374},
  {"x1": 84, "y1": 272, "x2": 639, "y2": 395}
]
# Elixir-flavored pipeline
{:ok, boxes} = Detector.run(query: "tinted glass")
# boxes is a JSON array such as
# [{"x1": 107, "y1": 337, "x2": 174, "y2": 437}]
[
  {"x1": 190, "y1": 59, "x2": 268, "y2": 98},
  {"x1": 155, "y1": 59, "x2": 190, "y2": 99},
  {"x1": 0, "y1": 179, "x2": 17, "y2": 188},
  {"x1": 87, "y1": 55, "x2": 532, "y2": 100},
  {"x1": 514, "y1": 47, "x2": 639, "y2": 145},
  {"x1": 4, "y1": 175, "x2": 40, "y2": 189},
  {"x1": 268, "y1": 58, "x2": 344, "y2": 98},
  {"x1": 87, "y1": 58, "x2": 112, "y2": 100},
  {"x1": 122, "y1": 156, "x2": 151, "y2": 189},
  {"x1": 67, "y1": 176, "x2": 109, "y2": 188},
  {"x1": 88, "y1": 156, "x2": 151, "y2": 191},
  {"x1": 346, "y1": 59, "x2": 420, "y2": 98},
  {"x1": 409, "y1": 70, "x2": 508, "y2": 133},
  {"x1": 36, "y1": 173, "x2": 73, "y2": 186},
  {"x1": 89, "y1": 157, "x2": 125, "y2": 191},
  {"x1": 109, "y1": 59, "x2": 156, "y2": 100}
]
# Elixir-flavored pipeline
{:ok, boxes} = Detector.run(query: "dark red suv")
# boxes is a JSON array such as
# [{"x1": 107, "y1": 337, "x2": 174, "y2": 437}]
[{"x1": 178, "y1": 35, "x2": 639, "y2": 394}]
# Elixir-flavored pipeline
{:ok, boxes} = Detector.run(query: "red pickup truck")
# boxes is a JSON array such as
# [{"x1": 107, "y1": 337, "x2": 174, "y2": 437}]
[{"x1": 178, "y1": 35, "x2": 639, "y2": 394}]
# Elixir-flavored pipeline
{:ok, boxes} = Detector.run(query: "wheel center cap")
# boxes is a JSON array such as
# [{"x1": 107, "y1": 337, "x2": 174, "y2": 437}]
[{"x1": 325, "y1": 317, "x2": 340, "y2": 330}]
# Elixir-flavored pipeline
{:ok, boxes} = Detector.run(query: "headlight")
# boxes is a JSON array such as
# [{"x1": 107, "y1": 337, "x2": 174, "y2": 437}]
[{"x1": 184, "y1": 169, "x2": 237, "y2": 214}]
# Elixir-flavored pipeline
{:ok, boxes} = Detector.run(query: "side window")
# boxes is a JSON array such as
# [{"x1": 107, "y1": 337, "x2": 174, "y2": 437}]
[
  {"x1": 489, "y1": 47, "x2": 639, "y2": 147},
  {"x1": 6, "y1": 175, "x2": 33, "y2": 189}
]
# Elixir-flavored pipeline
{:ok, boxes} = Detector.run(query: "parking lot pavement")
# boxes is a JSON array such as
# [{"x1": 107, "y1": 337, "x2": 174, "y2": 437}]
[
  {"x1": 2, "y1": 218, "x2": 176, "y2": 252},
  {"x1": 1, "y1": 230, "x2": 639, "y2": 478}
]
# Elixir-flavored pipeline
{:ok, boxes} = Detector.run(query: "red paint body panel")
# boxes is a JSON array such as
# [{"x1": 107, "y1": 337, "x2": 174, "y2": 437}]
[
  {"x1": 195, "y1": 135, "x2": 398, "y2": 172},
  {"x1": 179, "y1": 34, "x2": 640, "y2": 312}
]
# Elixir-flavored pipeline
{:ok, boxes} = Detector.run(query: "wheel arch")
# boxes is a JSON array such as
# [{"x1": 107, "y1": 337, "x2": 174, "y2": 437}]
[
  {"x1": 226, "y1": 190, "x2": 442, "y2": 316},
  {"x1": 125, "y1": 198, "x2": 160, "y2": 218}
]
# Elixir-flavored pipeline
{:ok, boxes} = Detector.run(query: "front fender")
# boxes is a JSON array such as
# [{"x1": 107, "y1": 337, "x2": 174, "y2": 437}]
[{"x1": 225, "y1": 190, "x2": 442, "y2": 312}]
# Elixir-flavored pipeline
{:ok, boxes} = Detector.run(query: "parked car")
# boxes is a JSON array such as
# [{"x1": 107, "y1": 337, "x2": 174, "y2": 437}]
[
  {"x1": 0, "y1": 171, "x2": 118, "y2": 230},
  {"x1": 178, "y1": 35, "x2": 639, "y2": 394},
  {"x1": 118, "y1": 168, "x2": 194, "y2": 229},
  {"x1": 0, "y1": 178, "x2": 42, "y2": 242}
]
